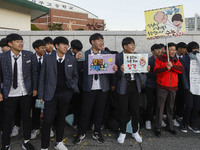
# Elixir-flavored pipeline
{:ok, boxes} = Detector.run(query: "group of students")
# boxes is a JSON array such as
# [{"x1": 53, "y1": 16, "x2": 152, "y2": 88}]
[{"x1": 0, "y1": 32, "x2": 199, "y2": 150}]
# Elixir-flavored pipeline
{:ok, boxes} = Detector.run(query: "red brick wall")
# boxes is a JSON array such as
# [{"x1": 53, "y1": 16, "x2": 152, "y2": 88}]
[{"x1": 32, "y1": 9, "x2": 104, "y2": 31}]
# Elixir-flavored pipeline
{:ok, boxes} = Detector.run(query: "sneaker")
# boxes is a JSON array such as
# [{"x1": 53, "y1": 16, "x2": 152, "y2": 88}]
[
  {"x1": 173, "y1": 119, "x2": 180, "y2": 127},
  {"x1": 41, "y1": 149, "x2": 48, "y2": 150},
  {"x1": 30, "y1": 129, "x2": 40, "y2": 139},
  {"x1": 117, "y1": 133, "x2": 126, "y2": 144},
  {"x1": 1, "y1": 146, "x2": 10, "y2": 150},
  {"x1": 73, "y1": 134, "x2": 85, "y2": 145},
  {"x1": 22, "y1": 141, "x2": 35, "y2": 150},
  {"x1": 162, "y1": 114, "x2": 167, "y2": 120},
  {"x1": 188, "y1": 125, "x2": 200, "y2": 133},
  {"x1": 132, "y1": 132, "x2": 142, "y2": 143},
  {"x1": 93, "y1": 132, "x2": 104, "y2": 143},
  {"x1": 154, "y1": 130, "x2": 161, "y2": 137},
  {"x1": 162, "y1": 120, "x2": 166, "y2": 127},
  {"x1": 54, "y1": 141, "x2": 68, "y2": 150},
  {"x1": 145, "y1": 121, "x2": 152, "y2": 130},
  {"x1": 50, "y1": 128, "x2": 55, "y2": 137},
  {"x1": 177, "y1": 117, "x2": 183, "y2": 122},
  {"x1": 180, "y1": 124, "x2": 187, "y2": 133},
  {"x1": 11, "y1": 125, "x2": 20, "y2": 137}
]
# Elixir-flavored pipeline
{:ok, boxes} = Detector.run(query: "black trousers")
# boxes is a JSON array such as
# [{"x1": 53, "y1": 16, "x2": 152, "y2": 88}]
[
  {"x1": 118, "y1": 81, "x2": 140, "y2": 133},
  {"x1": 174, "y1": 87, "x2": 185, "y2": 118},
  {"x1": 13, "y1": 101, "x2": 21, "y2": 127},
  {"x1": 2, "y1": 95, "x2": 32, "y2": 147},
  {"x1": 78, "y1": 90, "x2": 108, "y2": 135},
  {"x1": 31, "y1": 96, "x2": 41, "y2": 130},
  {"x1": 145, "y1": 87, "x2": 156, "y2": 122},
  {"x1": 41, "y1": 89, "x2": 73, "y2": 149},
  {"x1": 0, "y1": 101, "x2": 3, "y2": 131},
  {"x1": 182, "y1": 90, "x2": 200, "y2": 126},
  {"x1": 155, "y1": 88, "x2": 176, "y2": 130}
]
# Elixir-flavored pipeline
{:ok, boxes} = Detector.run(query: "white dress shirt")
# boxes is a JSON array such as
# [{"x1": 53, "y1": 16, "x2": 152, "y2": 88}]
[
  {"x1": 56, "y1": 53, "x2": 65, "y2": 63},
  {"x1": 91, "y1": 49, "x2": 101, "y2": 90},
  {"x1": 8, "y1": 51, "x2": 28, "y2": 97},
  {"x1": 36, "y1": 53, "x2": 44, "y2": 64}
]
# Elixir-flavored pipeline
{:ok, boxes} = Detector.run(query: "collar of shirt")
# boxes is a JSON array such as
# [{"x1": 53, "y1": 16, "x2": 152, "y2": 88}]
[
  {"x1": 91, "y1": 49, "x2": 101, "y2": 55},
  {"x1": 56, "y1": 53, "x2": 65, "y2": 63},
  {"x1": 70, "y1": 49, "x2": 75, "y2": 56},
  {"x1": 11, "y1": 50, "x2": 21, "y2": 58},
  {"x1": 176, "y1": 53, "x2": 182, "y2": 59},
  {"x1": 46, "y1": 51, "x2": 52, "y2": 55},
  {"x1": 36, "y1": 53, "x2": 43, "y2": 62}
]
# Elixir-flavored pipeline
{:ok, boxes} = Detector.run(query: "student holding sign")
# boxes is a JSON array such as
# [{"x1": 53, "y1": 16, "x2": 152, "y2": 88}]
[
  {"x1": 154, "y1": 43, "x2": 183, "y2": 137},
  {"x1": 115, "y1": 37, "x2": 143, "y2": 144},
  {"x1": 180, "y1": 41, "x2": 200, "y2": 133}
]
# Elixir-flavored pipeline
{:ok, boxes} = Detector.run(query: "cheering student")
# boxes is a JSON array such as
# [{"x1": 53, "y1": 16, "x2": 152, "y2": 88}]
[
  {"x1": 74, "y1": 33, "x2": 117, "y2": 144},
  {"x1": 38, "y1": 36, "x2": 79, "y2": 150},
  {"x1": 0, "y1": 33, "x2": 37, "y2": 150}
]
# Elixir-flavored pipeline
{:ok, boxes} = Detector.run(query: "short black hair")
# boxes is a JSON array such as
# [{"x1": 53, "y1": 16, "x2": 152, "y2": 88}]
[
  {"x1": 32, "y1": 40, "x2": 46, "y2": 49},
  {"x1": 172, "y1": 14, "x2": 183, "y2": 22},
  {"x1": 6, "y1": 33, "x2": 23, "y2": 44},
  {"x1": 187, "y1": 41, "x2": 199, "y2": 53},
  {"x1": 53, "y1": 37, "x2": 69, "y2": 48},
  {"x1": 0, "y1": 38, "x2": 9, "y2": 47},
  {"x1": 176, "y1": 42, "x2": 187, "y2": 50},
  {"x1": 122, "y1": 37, "x2": 135, "y2": 49},
  {"x1": 70, "y1": 39, "x2": 83, "y2": 51},
  {"x1": 89, "y1": 33, "x2": 103, "y2": 44},
  {"x1": 151, "y1": 44, "x2": 161, "y2": 52},
  {"x1": 168, "y1": 42, "x2": 176, "y2": 48},
  {"x1": 43, "y1": 37, "x2": 53, "y2": 44},
  {"x1": 160, "y1": 43, "x2": 165, "y2": 48}
]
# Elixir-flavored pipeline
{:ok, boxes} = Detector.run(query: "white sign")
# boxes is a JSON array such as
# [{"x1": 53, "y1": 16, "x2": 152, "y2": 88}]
[{"x1": 190, "y1": 53, "x2": 200, "y2": 95}]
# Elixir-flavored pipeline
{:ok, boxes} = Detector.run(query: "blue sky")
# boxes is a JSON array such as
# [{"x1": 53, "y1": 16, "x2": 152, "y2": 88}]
[{"x1": 62, "y1": 0, "x2": 199, "y2": 31}]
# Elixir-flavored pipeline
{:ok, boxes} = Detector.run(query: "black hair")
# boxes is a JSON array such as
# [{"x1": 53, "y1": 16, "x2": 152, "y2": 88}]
[
  {"x1": 6, "y1": 33, "x2": 23, "y2": 44},
  {"x1": 53, "y1": 37, "x2": 69, "y2": 48},
  {"x1": 172, "y1": 14, "x2": 183, "y2": 22},
  {"x1": 70, "y1": 39, "x2": 83, "y2": 51},
  {"x1": 168, "y1": 42, "x2": 176, "y2": 48},
  {"x1": 160, "y1": 43, "x2": 165, "y2": 48},
  {"x1": 187, "y1": 41, "x2": 199, "y2": 53},
  {"x1": 176, "y1": 42, "x2": 187, "y2": 50},
  {"x1": 122, "y1": 37, "x2": 135, "y2": 49},
  {"x1": 89, "y1": 33, "x2": 103, "y2": 44},
  {"x1": 0, "y1": 38, "x2": 9, "y2": 47},
  {"x1": 32, "y1": 40, "x2": 46, "y2": 49},
  {"x1": 43, "y1": 37, "x2": 53, "y2": 44},
  {"x1": 151, "y1": 44, "x2": 161, "y2": 52}
]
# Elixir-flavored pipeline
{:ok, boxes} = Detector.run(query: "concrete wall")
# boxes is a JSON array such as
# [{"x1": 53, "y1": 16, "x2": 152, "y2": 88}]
[
  {"x1": 0, "y1": 0, "x2": 31, "y2": 31},
  {"x1": 0, "y1": 31, "x2": 200, "y2": 54}
]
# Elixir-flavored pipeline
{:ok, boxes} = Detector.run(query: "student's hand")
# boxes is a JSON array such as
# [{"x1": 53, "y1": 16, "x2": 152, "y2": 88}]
[
  {"x1": 0, "y1": 93, "x2": 3, "y2": 101},
  {"x1": 76, "y1": 52, "x2": 82, "y2": 60},
  {"x1": 113, "y1": 65, "x2": 118, "y2": 72},
  {"x1": 33, "y1": 90, "x2": 37, "y2": 97},
  {"x1": 111, "y1": 86, "x2": 115, "y2": 91},
  {"x1": 40, "y1": 99, "x2": 43, "y2": 104},
  {"x1": 120, "y1": 64, "x2": 125, "y2": 72},
  {"x1": 147, "y1": 65, "x2": 150, "y2": 72},
  {"x1": 167, "y1": 62, "x2": 173, "y2": 70}
]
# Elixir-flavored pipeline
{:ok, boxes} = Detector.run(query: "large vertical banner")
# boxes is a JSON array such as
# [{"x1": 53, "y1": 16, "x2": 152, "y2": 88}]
[
  {"x1": 88, "y1": 54, "x2": 116, "y2": 75},
  {"x1": 144, "y1": 5, "x2": 186, "y2": 40},
  {"x1": 190, "y1": 53, "x2": 200, "y2": 95}
]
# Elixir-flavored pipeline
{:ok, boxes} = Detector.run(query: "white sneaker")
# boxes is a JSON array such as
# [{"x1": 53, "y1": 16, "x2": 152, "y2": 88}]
[
  {"x1": 132, "y1": 132, "x2": 142, "y2": 143},
  {"x1": 162, "y1": 114, "x2": 167, "y2": 120},
  {"x1": 162, "y1": 120, "x2": 166, "y2": 127},
  {"x1": 31, "y1": 129, "x2": 40, "y2": 139},
  {"x1": 145, "y1": 121, "x2": 152, "y2": 130},
  {"x1": 41, "y1": 149, "x2": 48, "y2": 150},
  {"x1": 50, "y1": 128, "x2": 55, "y2": 138},
  {"x1": 117, "y1": 133, "x2": 126, "y2": 144},
  {"x1": 54, "y1": 141, "x2": 68, "y2": 150},
  {"x1": 11, "y1": 125, "x2": 20, "y2": 137},
  {"x1": 173, "y1": 119, "x2": 180, "y2": 127}
]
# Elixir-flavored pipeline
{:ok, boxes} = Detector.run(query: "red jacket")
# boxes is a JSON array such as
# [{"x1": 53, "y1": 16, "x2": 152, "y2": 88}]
[{"x1": 154, "y1": 54, "x2": 183, "y2": 91}]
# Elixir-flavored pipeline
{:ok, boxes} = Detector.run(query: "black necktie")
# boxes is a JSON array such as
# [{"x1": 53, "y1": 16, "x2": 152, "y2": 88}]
[
  {"x1": 38, "y1": 58, "x2": 42, "y2": 71},
  {"x1": 58, "y1": 58, "x2": 62, "y2": 63},
  {"x1": 94, "y1": 74, "x2": 98, "y2": 80},
  {"x1": 13, "y1": 55, "x2": 20, "y2": 89}
]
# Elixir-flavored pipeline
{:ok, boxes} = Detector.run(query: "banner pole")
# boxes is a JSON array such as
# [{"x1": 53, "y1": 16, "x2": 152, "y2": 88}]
[{"x1": 165, "y1": 37, "x2": 169, "y2": 62}]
